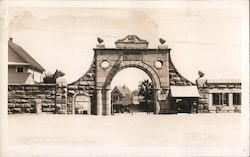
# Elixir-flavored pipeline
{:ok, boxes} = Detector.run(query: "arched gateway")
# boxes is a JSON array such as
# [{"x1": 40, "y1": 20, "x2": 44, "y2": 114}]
[{"x1": 67, "y1": 35, "x2": 198, "y2": 115}]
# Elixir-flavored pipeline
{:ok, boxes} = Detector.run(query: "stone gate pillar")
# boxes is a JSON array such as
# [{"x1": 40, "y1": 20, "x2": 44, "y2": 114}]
[
  {"x1": 105, "y1": 88, "x2": 111, "y2": 115},
  {"x1": 35, "y1": 99, "x2": 42, "y2": 114},
  {"x1": 56, "y1": 77, "x2": 67, "y2": 114},
  {"x1": 96, "y1": 88, "x2": 102, "y2": 115},
  {"x1": 154, "y1": 89, "x2": 161, "y2": 114}
]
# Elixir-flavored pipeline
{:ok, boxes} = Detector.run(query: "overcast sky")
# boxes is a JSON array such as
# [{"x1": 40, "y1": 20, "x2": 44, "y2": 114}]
[{"x1": 8, "y1": 4, "x2": 243, "y2": 90}]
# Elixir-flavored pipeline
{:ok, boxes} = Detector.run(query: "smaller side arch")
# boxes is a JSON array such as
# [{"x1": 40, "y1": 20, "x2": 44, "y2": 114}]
[{"x1": 72, "y1": 92, "x2": 91, "y2": 115}]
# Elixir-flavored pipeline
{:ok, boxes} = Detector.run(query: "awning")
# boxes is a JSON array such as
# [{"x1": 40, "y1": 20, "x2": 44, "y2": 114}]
[{"x1": 170, "y1": 86, "x2": 200, "y2": 98}]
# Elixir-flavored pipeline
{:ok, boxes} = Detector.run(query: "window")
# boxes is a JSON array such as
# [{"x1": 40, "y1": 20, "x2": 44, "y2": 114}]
[
  {"x1": 100, "y1": 60, "x2": 110, "y2": 69},
  {"x1": 223, "y1": 93, "x2": 229, "y2": 106},
  {"x1": 113, "y1": 95, "x2": 119, "y2": 103},
  {"x1": 212, "y1": 93, "x2": 228, "y2": 106},
  {"x1": 212, "y1": 93, "x2": 220, "y2": 105},
  {"x1": 233, "y1": 93, "x2": 241, "y2": 105},
  {"x1": 16, "y1": 66, "x2": 24, "y2": 73},
  {"x1": 154, "y1": 60, "x2": 163, "y2": 69}
]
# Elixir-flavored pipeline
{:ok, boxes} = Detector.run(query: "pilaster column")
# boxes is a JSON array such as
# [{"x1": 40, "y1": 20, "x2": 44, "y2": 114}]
[
  {"x1": 96, "y1": 88, "x2": 102, "y2": 115},
  {"x1": 154, "y1": 89, "x2": 160, "y2": 114},
  {"x1": 105, "y1": 88, "x2": 111, "y2": 115},
  {"x1": 208, "y1": 93, "x2": 213, "y2": 111},
  {"x1": 229, "y1": 93, "x2": 233, "y2": 108}
]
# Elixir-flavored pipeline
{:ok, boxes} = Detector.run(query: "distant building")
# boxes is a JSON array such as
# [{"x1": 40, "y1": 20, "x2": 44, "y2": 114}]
[
  {"x1": 111, "y1": 86, "x2": 148, "y2": 113},
  {"x1": 111, "y1": 85, "x2": 131, "y2": 105},
  {"x1": 111, "y1": 85, "x2": 132, "y2": 113},
  {"x1": 131, "y1": 90, "x2": 144, "y2": 105},
  {"x1": 8, "y1": 38, "x2": 45, "y2": 84},
  {"x1": 197, "y1": 79, "x2": 241, "y2": 113}
]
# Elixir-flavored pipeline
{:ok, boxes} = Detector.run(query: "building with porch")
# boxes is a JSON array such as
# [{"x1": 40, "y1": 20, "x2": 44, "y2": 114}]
[{"x1": 197, "y1": 79, "x2": 241, "y2": 113}]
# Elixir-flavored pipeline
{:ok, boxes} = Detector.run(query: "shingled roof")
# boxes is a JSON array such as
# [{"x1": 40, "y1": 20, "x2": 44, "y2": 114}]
[
  {"x1": 113, "y1": 85, "x2": 131, "y2": 97},
  {"x1": 8, "y1": 39, "x2": 45, "y2": 73}
]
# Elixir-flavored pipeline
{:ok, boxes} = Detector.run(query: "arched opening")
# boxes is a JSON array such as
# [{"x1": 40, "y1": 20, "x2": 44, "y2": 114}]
[
  {"x1": 108, "y1": 67, "x2": 154, "y2": 114},
  {"x1": 96, "y1": 61, "x2": 162, "y2": 116},
  {"x1": 73, "y1": 92, "x2": 91, "y2": 115}
]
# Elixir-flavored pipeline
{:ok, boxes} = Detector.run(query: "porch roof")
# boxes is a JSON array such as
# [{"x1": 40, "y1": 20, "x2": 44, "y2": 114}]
[{"x1": 170, "y1": 86, "x2": 200, "y2": 98}]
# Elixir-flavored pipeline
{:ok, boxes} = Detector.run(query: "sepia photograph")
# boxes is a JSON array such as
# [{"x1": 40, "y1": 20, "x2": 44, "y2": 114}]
[{"x1": 0, "y1": 0, "x2": 249, "y2": 156}]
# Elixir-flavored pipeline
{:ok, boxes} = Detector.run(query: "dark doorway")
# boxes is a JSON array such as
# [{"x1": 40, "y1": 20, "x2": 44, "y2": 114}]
[{"x1": 175, "y1": 98, "x2": 196, "y2": 113}]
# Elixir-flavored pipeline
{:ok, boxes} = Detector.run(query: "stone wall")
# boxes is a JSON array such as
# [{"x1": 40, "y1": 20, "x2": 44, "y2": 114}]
[
  {"x1": 169, "y1": 55, "x2": 194, "y2": 86},
  {"x1": 8, "y1": 84, "x2": 56, "y2": 114},
  {"x1": 67, "y1": 59, "x2": 96, "y2": 114},
  {"x1": 8, "y1": 59, "x2": 96, "y2": 115}
]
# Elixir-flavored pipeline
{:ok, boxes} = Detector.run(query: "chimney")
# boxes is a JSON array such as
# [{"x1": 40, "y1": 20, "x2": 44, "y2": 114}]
[{"x1": 10, "y1": 38, "x2": 13, "y2": 41}]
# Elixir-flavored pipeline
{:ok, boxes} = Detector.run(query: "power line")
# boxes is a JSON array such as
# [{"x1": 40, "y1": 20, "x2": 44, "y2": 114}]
[
  {"x1": 10, "y1": 25, "x2": 241, "y2": 47},
  {"x1": 10, "y1": 25, "x2": 121, "y2": 38},
  {"x1": 169, "y1": 40, "x2": 241, "y2": 47}
]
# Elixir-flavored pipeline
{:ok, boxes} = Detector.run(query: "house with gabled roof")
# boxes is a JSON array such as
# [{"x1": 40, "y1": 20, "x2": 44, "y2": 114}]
[
  {"x1": 111, "y1": 85, "x2": 132, "y2": 113},
  {"x1": 111, "y1": 85, "x2": 132, "y2": 106},
  {"x1": 8, "y1": 38, "x2": 45, "y2": 84}
]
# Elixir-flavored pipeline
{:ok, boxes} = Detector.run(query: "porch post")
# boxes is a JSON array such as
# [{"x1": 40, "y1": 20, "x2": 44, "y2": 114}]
[
  {"x1": 154, "y1": 88, "x2": 160, "y2": 114},
  {"x1": 228, "y1": 93, "x2": 233, "y2": 110},
  {"x1": 208, "y1": 93, "x2": 213, "y2": 111},
  {"x1": 96, "y1": 88, "x2": 102, "y2": 115},
  {"x1": 105, "y1": 87, "x2": 111, "y2": 115}
]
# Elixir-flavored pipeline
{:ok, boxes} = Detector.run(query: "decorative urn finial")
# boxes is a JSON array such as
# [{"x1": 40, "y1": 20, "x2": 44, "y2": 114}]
[
  {"x1": 96, "y1": 37, "x2": 105, "y2": 48},
  {"x1": 158, "y1": 37, "x2": 168, "y2": 49},
  {"x1": 159, "y1": 38, "x2": 166, "y2": 45},
  {"x1": 97, "y1": 37, "x2": 104, "y2": 44}
]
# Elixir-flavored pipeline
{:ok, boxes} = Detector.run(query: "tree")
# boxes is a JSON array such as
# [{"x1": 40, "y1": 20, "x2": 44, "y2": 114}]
[
  {"x1": 138, "y1": 79, "x2": 154, "y2": 102},
  {"x1": 138, "y1": 79, "x2": 154, "y2": 113},
  {"x1": 43, "y1": 72, "x2": 54, "y2": 83},
  {"x1": 43, "y1": 69, "x2": 65, "y2": 83}
]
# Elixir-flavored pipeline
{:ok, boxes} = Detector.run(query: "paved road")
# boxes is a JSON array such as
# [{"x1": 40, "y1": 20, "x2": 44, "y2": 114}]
[{"x1": 7, "y1": 113, "x2": 246, "y2": 156}]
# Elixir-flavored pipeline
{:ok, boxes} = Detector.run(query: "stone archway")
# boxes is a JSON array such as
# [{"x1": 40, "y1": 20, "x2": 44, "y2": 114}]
[
  {"x1": 68, "y1": 35, "x2": 195, "y2": 115},
  {"x1": 94, "y1": 35, "x2": 170, "y2": 115},
  {"x1": 101, "y1": 62, "x2": 161, "y2": 115}
]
